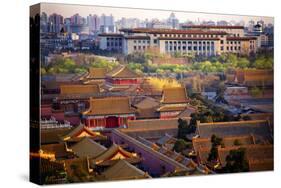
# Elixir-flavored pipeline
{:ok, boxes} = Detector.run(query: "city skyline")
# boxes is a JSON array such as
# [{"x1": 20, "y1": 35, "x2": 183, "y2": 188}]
[{"x1": 41, "y1": 3, "x2": 274, "y2": 26}]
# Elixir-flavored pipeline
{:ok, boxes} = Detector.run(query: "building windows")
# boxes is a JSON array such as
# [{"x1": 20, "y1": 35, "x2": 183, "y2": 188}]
[
  {"x1": 134, "y1": 46, "x2": 137, "y2": 50},
  {"x1": 193, "y1": 46, "x2": 197, "y2": 50},
  {"x1": 220, "y1": 40, "x2": 224, "y2": 44},
  {"x1": 227, "y1": 46, "x2": 229, "y2": 50},
  {"x1": 134, "y1": 40, "x2": 136, "y2": 43},
  {"x1": 154, "y1": 39, "x2": 157, "y2": 44},
  {"x1": 188, "y1": 46, "x2": 192, "y2": 51},
  {"x1": 221, "y1": 46, "x2": 224, "y2": 51}
]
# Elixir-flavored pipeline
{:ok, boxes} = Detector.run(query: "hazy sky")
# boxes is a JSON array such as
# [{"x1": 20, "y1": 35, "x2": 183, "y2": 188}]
[{"x1": 41, "y1": 3, "x2": 274, "y2": 25}]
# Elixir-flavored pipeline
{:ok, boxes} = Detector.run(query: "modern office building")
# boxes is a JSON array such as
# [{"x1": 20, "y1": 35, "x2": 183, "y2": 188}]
[{"x1": 98, "y1": 27, "x2": 257, "y2": 55}]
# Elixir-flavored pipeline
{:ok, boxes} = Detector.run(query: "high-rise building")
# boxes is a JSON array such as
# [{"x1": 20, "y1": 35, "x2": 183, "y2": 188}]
[
  {"x1": 87, "y1": 14, "x2": 100, "y2": 33},
  {"x1": 70, "y1": 13, "x2": 83, "y2": 25},
  {"x1": 48, "y1": 13, "x2": 63, "y2": 33},
  {"x1": 64, "y1": 18, "x2": 71, "y2": 33},
  {"x1": 40, "y1": 12, "x2": 48, "y2": 33},
  {"x1": 100, "y1": 14, "x2": 116, "y2": 33},
  {"x1": 119, "y1": 17, "x2": 140, "y2": 29},
  {"x1": 167, "y1": 12, "x2": 179, "y2": 29}
]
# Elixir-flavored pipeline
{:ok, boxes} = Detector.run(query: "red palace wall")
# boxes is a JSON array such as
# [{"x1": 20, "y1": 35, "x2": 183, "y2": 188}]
[
  {"x1": 107, "y1": 78, "x2": 139, "y2": 85},
  {"x1": 41, "y1": 105, "x2": 80, "y2": 125},
  {"x1": 85, "y1": 115, "x2": 135, "y2": 128},
  {"x1": 160, "y1": 111, "x2": 181, "y2": 119}
]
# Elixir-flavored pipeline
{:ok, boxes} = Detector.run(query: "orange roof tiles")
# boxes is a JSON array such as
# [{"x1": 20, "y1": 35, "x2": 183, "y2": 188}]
[
  {"x1": 101, "y1": 159, "x2": 151, "y2": 180},
  {"x1": 83, "y1": 97, "x2": 135, "y2": 116},
  {"x1": 91, "y1": 144, "x2": 141, "y2": 166},
  {"x1": 106, "y1": 65, "x2": 140, "y2": 79},
  {"x1": 88, "y1": 68, "x2": 108, "y2": 79},
  {"x1": 218, "y1": 144, "x2": 273, "y2": 168},
  {"x1": 60, "y1": 84, "x2": 100, "y2": 95},
  {"x1": 161, "y1": 87, "x2": 189, "y2": 104},
  {"x1": 192, "y1": 135, "x2": 255, "y2": 154}
]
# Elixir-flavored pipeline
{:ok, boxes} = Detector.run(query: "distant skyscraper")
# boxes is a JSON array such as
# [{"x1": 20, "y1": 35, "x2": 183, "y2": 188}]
[
  {"x1": 167, "y1": 12, "x2": 179, "y2": 29},
  {"x1": 64, "y1": 18, "x2": 71, "y2": 33},
  {"x1": 87, "y1": 14, "x2": 100, "y2": 33},
  {"x1": 48, "y1": 13, "x2": 63, "y2": 33},
  {"x1": 100, "y1": 14, "x2": 115, "y2": 33},
  {"x1": 70, "y1": 13, "x2": 83, "y2": 25},
  {"x1": 217, "y1": 20, "x2": 228, "y2": 26},
  {"x1": 40, "y1": 12, "x2": 48, "y2": 33},
  {"x1": 119, "y1": 17, "x2": 140, "y2": 29}
]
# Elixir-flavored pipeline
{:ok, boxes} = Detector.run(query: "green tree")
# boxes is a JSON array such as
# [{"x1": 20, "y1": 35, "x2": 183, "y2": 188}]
[
  {"x1": 223, "y1": 148, "x2": 249, "y2": 173},
  {"x1": 226, "y1": 53, "x2": 238, "y2": 67},
  {"x1": 208, "y1": 135, "x2": 224, "y2": 162},
  {"x1": 177, "y1": 118, "x2": 196, "y2": 140},
  {"x1": 254, "y1": 56, "x2": 273, "y2": 69},
  {"x1": 237, "y1": 58, "x2": 250, "y2": 69},
  {"x1": 233, "y1": 139, "x2": 241, "y2": 146},
  {"x1": 41, "y1": 68, "x2": 47, "y2": 75},
  {"x1": 249, "y1": 86, "x2": 262, "y2": 97},
  {"x1": 173, "y1": 139, "x2": 190, "y2": 153}
]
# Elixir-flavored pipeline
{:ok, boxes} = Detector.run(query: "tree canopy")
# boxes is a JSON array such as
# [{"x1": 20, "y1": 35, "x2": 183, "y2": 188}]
[{"x1": 222, "y1": 148, "x2": 249, "y2": 173}]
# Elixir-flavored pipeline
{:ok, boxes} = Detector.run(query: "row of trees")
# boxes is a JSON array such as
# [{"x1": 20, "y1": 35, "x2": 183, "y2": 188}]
[
  {"x1": 125, "y1": 52, "x2": 273, "y2": 74},
  {"x1": 41, "y1": 56, "x2": 118, "y2": 75}
]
